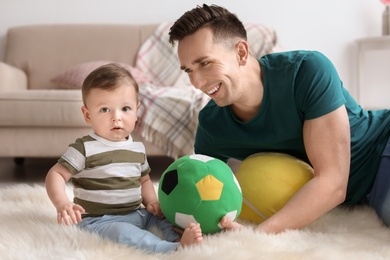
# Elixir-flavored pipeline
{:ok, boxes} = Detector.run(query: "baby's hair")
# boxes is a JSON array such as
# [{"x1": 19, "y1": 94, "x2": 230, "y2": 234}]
[{"x1": 82, "y1": 63, "x2": 139, "y2": 106}]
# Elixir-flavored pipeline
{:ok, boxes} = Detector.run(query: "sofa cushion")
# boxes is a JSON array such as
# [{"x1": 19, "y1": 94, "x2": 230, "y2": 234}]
[
  {"x1": 50, "y1": 61, "x2": 154, "y2": 89},
  {"x1": 5, "y1": 24, "x2": 158, "y2": 90},
  {"x1": 0, "y1": 90, "x2": 87, "y2": 127}
]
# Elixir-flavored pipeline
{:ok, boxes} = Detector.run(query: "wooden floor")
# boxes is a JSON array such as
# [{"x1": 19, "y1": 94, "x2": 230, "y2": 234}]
[{"x1": 0, "y1": 156, "x2": 175, "y2": 187}]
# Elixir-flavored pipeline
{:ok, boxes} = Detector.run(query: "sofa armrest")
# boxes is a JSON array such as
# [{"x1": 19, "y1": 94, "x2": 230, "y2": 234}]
[{"x1": 0, "y1": 62, "x2": 27, "y2": 91}]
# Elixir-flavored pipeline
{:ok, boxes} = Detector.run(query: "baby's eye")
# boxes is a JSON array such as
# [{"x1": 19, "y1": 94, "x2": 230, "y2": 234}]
[
  {"x1": 100, "y1": 107, "x2": 110, "y2": 113},
  {"x1": 122, "y1": 106, "x2": 131, "y2": 112}
]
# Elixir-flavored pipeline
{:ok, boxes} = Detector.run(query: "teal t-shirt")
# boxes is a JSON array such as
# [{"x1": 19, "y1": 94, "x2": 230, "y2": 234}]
[{"x1": 194, "y1": 50, "x2": 390, "y2": 204}]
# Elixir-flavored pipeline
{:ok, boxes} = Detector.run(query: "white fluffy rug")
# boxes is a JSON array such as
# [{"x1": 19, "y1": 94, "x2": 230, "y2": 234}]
[{"x1": 1, "y1": 184, "x2": 390, "y2": 260}]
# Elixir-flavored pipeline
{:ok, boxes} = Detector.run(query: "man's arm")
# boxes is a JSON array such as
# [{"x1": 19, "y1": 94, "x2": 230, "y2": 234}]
[{"x1": 257, "y1": 105, "x2": 350, "y2": 233}]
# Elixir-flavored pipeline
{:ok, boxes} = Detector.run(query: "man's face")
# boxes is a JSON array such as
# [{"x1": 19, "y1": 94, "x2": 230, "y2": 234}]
[{"x1": 177, "y1": 27, "x2": 243, "y2": 107}]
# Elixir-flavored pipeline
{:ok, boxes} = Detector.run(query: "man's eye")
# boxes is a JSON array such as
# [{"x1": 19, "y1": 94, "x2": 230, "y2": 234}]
[
  {"x1": 200, "y1": 61, "x2": 209, "y2": 67},
  {"x1": 122, "y1": 106, "x2": 131, "y2": 112},
  {"x1": 100, "y1": 107, "x2": 110, "y2": 113}
]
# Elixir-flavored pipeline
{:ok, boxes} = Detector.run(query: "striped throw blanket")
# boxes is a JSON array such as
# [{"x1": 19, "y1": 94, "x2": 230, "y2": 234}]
[
  {"x1": 135, "y1": 22, "x2": 279, "y2": 158},
  {"x1": 137, "y1": 84, "x2": 207, "y2": 158}
]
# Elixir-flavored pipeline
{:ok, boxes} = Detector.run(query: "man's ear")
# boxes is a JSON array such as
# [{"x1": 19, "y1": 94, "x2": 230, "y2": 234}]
[
  {"x1": 81, "y1": 106, "x2": 91, "y2": 124},
  {"x1": 236, "y1": 40, "x2": 249, "y2": 66}
]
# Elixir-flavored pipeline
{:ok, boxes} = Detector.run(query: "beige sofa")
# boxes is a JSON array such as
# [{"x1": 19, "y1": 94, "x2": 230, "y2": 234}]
[
  {"x1": 0, "y1": 24, "x2": 171, "y2": 164},
  {"x1": 0, "y1": 23, "x2": 279, "y2": 165}
]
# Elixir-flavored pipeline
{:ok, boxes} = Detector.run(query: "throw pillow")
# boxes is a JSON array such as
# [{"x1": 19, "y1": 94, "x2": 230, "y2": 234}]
[{"x1": 51, "y1": 61, "x2": 154, "y2": 89}]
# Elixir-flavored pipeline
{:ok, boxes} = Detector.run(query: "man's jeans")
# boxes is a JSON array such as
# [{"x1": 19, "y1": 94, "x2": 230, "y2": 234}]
[{"x1": 369, "y1": 136, "x2": 390, "y2": 226}]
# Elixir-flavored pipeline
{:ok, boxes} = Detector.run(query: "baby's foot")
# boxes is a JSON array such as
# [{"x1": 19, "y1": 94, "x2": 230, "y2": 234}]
[
  {"x1": 219, "y1": 216, "x2": 243, "y2": 231},
  {"x1": 179, "y1": 223, "x2": 203, "y2": 248}
]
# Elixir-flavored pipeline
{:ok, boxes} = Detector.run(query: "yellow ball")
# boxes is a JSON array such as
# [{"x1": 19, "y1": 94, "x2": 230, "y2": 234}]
[{"x1": 235, "y1": 153, "x2": 314, "y2": 224}]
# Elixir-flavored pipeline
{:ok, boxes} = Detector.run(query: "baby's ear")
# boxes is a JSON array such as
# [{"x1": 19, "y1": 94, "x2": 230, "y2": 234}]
[{"x1": 81, "y1": 106, "x2": 91, "y2": 123}]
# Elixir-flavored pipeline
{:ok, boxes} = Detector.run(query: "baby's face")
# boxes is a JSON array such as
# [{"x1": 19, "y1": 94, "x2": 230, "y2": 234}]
[{"x1": 82, "y1": 84, "x2": 140, "y2": 142}]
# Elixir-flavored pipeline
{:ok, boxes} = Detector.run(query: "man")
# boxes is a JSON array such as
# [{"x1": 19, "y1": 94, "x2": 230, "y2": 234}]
[{"x1": 168, "y1": 4, "x2": 390, "y2": 233}]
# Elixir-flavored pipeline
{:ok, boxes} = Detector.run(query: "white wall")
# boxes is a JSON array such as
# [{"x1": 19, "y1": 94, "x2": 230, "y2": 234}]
[{"x1": 0, "y1": 0, "x2": 385, "y2": 99}]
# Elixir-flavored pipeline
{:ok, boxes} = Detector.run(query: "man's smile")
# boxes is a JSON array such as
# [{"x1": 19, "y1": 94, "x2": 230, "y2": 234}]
[{"x1": 207, "y1": 83, "x2": 221, "y2": 95}]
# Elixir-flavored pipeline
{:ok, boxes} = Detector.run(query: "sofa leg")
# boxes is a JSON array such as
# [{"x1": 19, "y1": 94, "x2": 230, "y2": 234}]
[{"x1": 14, "y1": 157, "x2": 25, "y2": 166}]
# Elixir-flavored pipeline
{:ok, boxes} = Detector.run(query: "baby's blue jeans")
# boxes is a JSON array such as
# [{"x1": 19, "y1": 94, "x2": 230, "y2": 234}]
[
  {"x1": 77, "y1": 208, "x2": 180, "y2": 253},
  {"x1": 369, "y1": 136, "x2": 390, "y2": 226}
]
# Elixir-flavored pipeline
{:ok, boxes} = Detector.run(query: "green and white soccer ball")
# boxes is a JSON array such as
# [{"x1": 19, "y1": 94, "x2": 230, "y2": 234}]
[{"x1": 158, "y1": 154, "x2": 242, "y2": 234}]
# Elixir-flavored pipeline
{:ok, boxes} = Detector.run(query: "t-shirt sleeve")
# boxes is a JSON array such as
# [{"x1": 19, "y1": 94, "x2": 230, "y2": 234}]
[
  {"x1": 294, "y1": 51, "x2": 346, "y2": 120},
  {"x1": 58, "y1": 138, "x2": 86, "y2": 175},
  {"x1": 140, "y1": 154, "x2": 151, "y2": 176}
]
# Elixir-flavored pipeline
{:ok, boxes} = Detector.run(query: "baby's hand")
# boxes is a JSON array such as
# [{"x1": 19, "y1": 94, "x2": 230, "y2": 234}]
[
  {"x1": 147, "y1": 201, "x2": 164, "y2": 219},
  {"x1": 57, "y1": 202, "x2": 85, "y2": 225}
]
